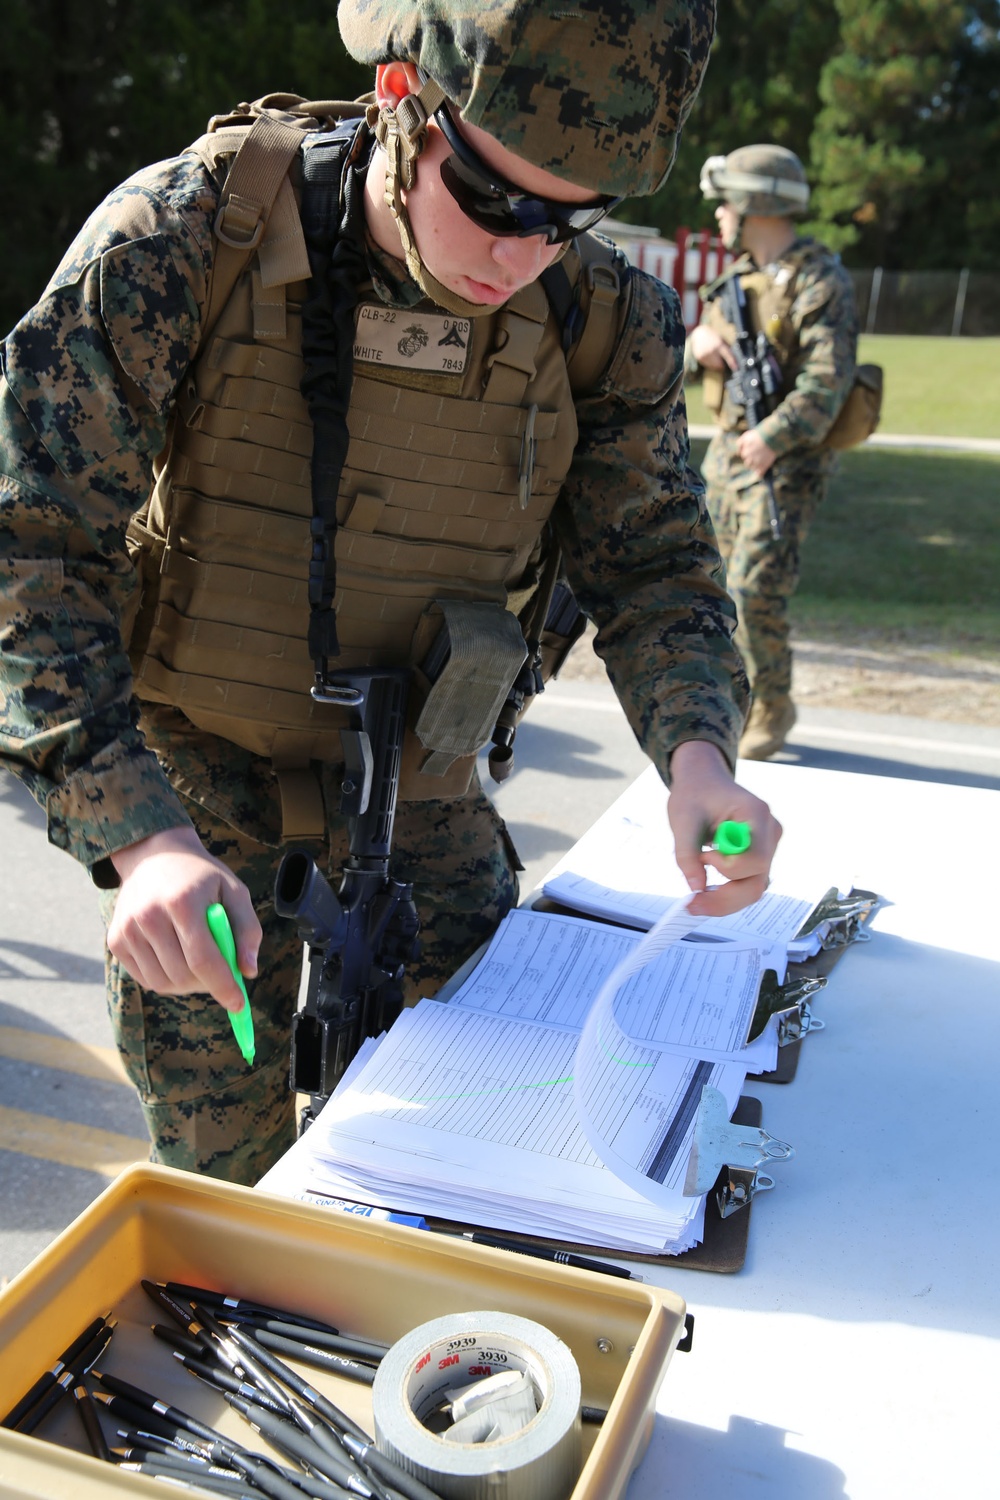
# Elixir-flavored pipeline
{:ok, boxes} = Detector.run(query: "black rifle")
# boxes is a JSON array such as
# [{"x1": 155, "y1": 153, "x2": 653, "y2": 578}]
[
  {"x1": 719, "y1": 273, "x2": 784, "y2": 541},
  {"x1": 274, "y1": 669, "x2": 419, "y2": 1129}
]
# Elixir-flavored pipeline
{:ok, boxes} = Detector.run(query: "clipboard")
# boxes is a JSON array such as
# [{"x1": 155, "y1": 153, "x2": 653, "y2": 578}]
[{"x1": 427, "y1": 1096, "x2": 770, "y2": 1276}]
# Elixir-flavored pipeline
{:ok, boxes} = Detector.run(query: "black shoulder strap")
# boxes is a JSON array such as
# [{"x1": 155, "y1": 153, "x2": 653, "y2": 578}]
[{"x1": 299, "y1": 119, "x2": 372, "y2": 686}]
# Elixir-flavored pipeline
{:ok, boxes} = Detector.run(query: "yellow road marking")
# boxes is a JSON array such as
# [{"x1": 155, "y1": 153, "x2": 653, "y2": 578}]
[
  {"x1": 0, "y1": 1025, "x2": 130, "y2": 1086},
  {"x1": 0, "y1": 1105, "x2": 147, "y2": 1177}
]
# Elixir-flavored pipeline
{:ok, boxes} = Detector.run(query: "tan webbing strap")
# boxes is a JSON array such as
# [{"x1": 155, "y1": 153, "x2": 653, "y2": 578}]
[
  {"x1": 202, "y1": 113, "x2": 310, "y2": 345},
  {"x1": 482, "y1": 283, "x2": 549, "y2": 406},
  {"x1": 565, "y1": 253, "x2": 621, "y2": 395},
  {"x1": 252, "y1": 269, "x2": 287, "y2": 342},
  {"x1": 257, "y1": 174, "x2": 311, "y2": 288},
  {"x1": 272, "y1": 763, "x2": 327, "y2": 841}
]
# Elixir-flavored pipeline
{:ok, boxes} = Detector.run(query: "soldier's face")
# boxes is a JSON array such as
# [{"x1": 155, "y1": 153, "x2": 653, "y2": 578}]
[
  {"x1": 715, "y1": 203, "x2": 742, "y2": 251},
  {"x1": 404, "y1": 114, "x2": 599, "y2": 306}
]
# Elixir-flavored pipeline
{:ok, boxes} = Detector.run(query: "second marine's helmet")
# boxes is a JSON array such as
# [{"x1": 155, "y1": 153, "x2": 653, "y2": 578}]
[{"x1": 699, "y1": 144, "x2": 810, "y2": 218}]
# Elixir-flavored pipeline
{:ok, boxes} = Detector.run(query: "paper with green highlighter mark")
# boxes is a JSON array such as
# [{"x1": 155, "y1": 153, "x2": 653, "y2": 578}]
[{"x1": 206, "y1": 903, "x2": 256, "y2": 1066}]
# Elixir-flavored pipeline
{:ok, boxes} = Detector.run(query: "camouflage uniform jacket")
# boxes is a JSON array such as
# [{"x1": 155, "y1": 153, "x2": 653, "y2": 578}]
[
  {"x1": 686, "y1": 237, "x2": 859, "y2": 458},
  {"x1": 0, "y1": 143, "x2": 748, "y2": 883}
]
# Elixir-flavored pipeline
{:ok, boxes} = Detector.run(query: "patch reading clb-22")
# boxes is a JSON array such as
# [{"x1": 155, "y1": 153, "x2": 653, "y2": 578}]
[{"x1": 353, "y1": 304, "x2": 472, "y2": 374}]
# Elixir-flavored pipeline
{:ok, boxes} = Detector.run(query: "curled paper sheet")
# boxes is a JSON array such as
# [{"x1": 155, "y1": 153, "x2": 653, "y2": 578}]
[{"x1": 573, "y1": 896, "x2": 760, "y2": 1208}]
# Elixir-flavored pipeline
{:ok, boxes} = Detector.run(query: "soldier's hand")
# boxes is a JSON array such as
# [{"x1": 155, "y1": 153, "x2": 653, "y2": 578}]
[
  {"x1": 687, "y1": 325, "x2": 738, "y2": 372},
  {"x1": 667, "y1": 741, "x2": 782, "y2": 917},
  {"x1": 737, "y1": 427, "x2": 777, "y2": 477},
  {"x1": 108, "y1": 827, "x2": 261, "y2": 1011}
]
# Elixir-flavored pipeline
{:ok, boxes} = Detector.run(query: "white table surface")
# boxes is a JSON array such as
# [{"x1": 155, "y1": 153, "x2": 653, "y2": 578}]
[
  {"x1": 618, "y1": 758, "x2": 1000, "y2": 1500},
  {"x1": 260, "y1": 758, "x2": 999, "y2": 1500}
]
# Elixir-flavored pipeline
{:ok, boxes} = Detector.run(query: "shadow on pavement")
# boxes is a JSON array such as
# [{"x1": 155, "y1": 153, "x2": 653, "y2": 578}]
[{"x1": 778, "y1": 739, "x2": 1000, "y2": 793}]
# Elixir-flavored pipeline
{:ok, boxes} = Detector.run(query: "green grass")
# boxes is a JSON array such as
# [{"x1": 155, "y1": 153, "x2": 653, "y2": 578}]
[
  {"x1": 795, "y1": 448, "x2": 1000, "y2": 652},
  {"x1": 683, "y1": 334, "x2": 1000, "y2": 439},
  {"x1": 690, "y1": 442, "x2": 1000, "y2": 656}
]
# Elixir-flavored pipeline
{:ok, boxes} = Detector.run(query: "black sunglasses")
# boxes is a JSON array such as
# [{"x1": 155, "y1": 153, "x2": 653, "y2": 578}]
[{"x1": 434, "y1": 104, "x2": 618, "y2": 245}]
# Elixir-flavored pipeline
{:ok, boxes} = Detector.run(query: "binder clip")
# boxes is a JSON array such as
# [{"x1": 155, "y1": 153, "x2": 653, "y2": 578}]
[
  {"x1": 684, "y1": 1086, "x2": 794, "y2": 1219},
  {"x1": 798, "y1": 887, "x2": 882, "y2": 951},
  {"x1": 748, "y1": 970, "x2": 828, "y2": 1047}
]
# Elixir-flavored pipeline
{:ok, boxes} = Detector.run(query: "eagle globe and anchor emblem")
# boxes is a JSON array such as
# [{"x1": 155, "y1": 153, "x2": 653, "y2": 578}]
[{"x1": 396, "y1": 321, "x2": 468, "y2": 358}]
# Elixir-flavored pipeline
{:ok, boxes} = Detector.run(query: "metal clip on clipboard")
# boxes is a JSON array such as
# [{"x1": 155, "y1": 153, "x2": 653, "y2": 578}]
[
  {"x1": 798, "y1": 887, "x2": 883, "y2": 951},
  {"x1": 749, "y1": 970, "x2": 828, "y2": 1047},
  {"x1": 684, "y1": 1086, "x2": 794, "y2": 1220}
]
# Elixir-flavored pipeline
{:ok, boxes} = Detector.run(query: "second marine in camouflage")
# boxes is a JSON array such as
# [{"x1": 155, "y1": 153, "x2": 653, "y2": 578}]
[
  {"x1": 0, "y1": 0, "x2": 781, "y2": 1182},
  {"x1": 686, "y1": 144, "x2": 861, "y2": 759}
]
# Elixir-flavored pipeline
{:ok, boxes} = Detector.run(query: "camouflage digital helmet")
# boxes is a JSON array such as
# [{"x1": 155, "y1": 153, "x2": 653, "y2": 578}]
[
  {"x1": 338, "y1": 0, "x2": 718, "y2": 198},
  {"x1": 699, "y1": 144, "x2": 810, "y2": 217}
]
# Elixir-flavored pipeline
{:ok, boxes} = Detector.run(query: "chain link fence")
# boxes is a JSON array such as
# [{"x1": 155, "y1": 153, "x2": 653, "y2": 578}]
[
  {"x1": 605, "y1": 222, "x2": 1000, "y2": 337},
  {"x1": 849, "y1": 269, "x2": 1000, "y2": 337}
]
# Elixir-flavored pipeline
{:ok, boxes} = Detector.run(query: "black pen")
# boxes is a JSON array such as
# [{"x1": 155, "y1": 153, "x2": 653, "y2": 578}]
[
  {"x1": 93, "y1": 1372, "x2": 244, "y2": 1459},
  {"x1": 461, "y1": 1231, "x2": 643, "y2": 1280},
  {"x1": 337, "y1": 1430, "x2": 446, "y2": 1500},
  {"x1": 142, "y1": 1282, "x2": 228, "y2": 1367},
  {"x1": 113, "y1": 1426, "x2": 212, "y2": 1461},
  {"x1": 160, "y1": 1282, "x2": 340, "y2": 1337},
  {"x1": 248, "y1": 1329, "x2": 377, "y2": 1385},
  {"x1": 224, "y1": 1392, "x2": 361, "y2": 1496},
  {"x1": 72, "y1": 1381, "x2": 111, "y2": 1461},
  {"x1": 115, "y1": 1457, "x2": 255, "y2": 1497},
  {"x1": 189, "y1": 1301, "x2": 295, "y2": 1416},
  {"x1": 231, "y1": 1317, "x2": 388, "y2": 1362},
  {"x1": 286, "y1": 1399, "x2": 389, "y2": 1499},
  {"x1": 224, "y1": 1327, "x2": 369, "y2": 1442},
  {"x1": 99, "y1": 1393, "x2": 323, "y2": 1500},
  {"x1": 226, "y1": 1446, "x2": 347, "y2": 1500},
  {"x1": 1, "y1": 1312, "x2": 111, "y2": 1428},
  {"x1": 96, "y1": 1390, "x2": 202, "y2": 1448},
  {"x1": 152, "y1": 1323, "x2": 213, "y2": 1361},
  {"x1": 170, "y1": 1349, "x2": 290, "y2": 1416},
  {"x1": 12, "y1": 1318, "x2": 117, "y2": 1433}
]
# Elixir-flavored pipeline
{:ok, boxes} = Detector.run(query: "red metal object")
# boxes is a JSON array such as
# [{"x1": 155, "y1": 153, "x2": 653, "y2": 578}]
[{"x1": 672, "y1": 226, "x2": 734, "y2": 329}]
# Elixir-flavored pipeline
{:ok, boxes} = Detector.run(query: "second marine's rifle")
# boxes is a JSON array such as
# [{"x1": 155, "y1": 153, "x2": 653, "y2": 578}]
[
  {"x1": 274, "y1": 669, "x2": 420, "y2": 1130},
  {"x1": 719, "y1": 273, "x2": 784, "y2": 541}
]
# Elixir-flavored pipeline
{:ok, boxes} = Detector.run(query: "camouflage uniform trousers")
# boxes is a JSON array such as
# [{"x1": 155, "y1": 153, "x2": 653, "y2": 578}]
[
  {"x1": 98, "y1": 709, "x2": 521, "y2": 1187},
  {"x1": 702, "y1": 430, "x2": 836, "y2": 705}
]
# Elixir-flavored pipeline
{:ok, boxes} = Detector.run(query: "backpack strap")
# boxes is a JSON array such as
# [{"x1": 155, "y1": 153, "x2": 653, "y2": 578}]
[
  {"x1": 540, "y1": 234, "x2": 623, "y2": 397},
  {"x1": 187, "y1": 104, "x2": 317, "y2": 345}
]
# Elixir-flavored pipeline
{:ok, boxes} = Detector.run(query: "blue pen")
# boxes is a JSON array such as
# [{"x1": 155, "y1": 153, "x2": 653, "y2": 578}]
[{"x1": 299, "y1": 1191, "x2": 428, "y2": 1230}]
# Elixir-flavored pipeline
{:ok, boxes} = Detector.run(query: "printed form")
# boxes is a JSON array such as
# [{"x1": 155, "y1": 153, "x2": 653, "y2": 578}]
[{"x1": 283, "y1": 904, "x2": 765, "y2": 1250}]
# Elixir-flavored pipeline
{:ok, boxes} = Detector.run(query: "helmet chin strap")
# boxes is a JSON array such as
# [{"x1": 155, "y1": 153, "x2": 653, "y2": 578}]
[{"x1": 374, "y1": 81, "x2": 497, "y2": 318}]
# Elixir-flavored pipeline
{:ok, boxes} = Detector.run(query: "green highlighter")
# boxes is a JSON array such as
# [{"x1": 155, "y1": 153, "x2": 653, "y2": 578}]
[
  {"x1": 713, "y1": 820, "x2": 753, "y2": 857},
  {"x1": 206, "y1": 903, "x2": 256, "y2": 1066}
]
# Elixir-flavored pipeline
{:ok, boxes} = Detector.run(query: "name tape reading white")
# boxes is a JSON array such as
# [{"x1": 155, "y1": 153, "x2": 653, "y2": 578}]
[
  {"x1": 371, "y1": 1310, "x2": 582, "y2": 1500},
  {"x1": 354, "y1": 304, "x2": 472, "y2": 374}
]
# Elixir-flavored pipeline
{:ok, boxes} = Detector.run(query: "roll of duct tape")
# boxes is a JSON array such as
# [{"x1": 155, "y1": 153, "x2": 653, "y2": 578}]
[{"x1": 371, "y1": 1310, "x2": 582, "y2": 1500}]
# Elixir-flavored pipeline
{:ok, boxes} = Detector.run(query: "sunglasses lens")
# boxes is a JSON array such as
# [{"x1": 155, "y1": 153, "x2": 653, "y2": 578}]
[
  {"x1": 435, "y1": 107, "x2": 614, "y2": 245},
  {"x1": 440, "y1": 157, "x2": 612, "y2": 244}
]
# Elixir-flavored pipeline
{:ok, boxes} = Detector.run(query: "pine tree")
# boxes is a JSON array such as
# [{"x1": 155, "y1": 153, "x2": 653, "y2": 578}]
[
  {"x1": 808, "y1": 0, "x2": 1000, "y2": 269},
  {"x1": 616, "y1": 0, "x2": 841, "y2": 241},
  {"x1": 0, "y1": 0, "x2": 369, "y2": 332}
]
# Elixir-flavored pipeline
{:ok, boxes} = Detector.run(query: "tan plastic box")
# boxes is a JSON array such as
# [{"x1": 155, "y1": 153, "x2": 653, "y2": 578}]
[{"x1": 0, "y1": 1164, "x2": 686, "y2": 1499}]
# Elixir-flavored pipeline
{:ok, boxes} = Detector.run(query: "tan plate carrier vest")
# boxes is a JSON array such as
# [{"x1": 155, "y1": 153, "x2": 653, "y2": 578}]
[
  {"x1": 125, "y1": 99, "x2": 623, "y2": 838},
  {"x1": 701, "y1": 247, "x2": 882, "y2": 449}
]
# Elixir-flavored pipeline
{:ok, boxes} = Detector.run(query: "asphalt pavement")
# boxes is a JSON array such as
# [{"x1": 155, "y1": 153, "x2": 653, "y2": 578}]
[{"x1": 2, "y1": 675, "x2": 998, "y2": 1285}]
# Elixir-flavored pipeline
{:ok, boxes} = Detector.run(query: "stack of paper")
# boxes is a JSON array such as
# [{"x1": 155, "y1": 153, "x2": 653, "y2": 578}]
[{"x1": 259, "y1": 906, "x2": 776, "y2": 1255}]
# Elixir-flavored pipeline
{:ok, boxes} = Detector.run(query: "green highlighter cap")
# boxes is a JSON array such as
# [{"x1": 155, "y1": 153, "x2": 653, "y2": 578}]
[
  {"x1": 714, "y1": 820, "x2": 752, "y2": 857},
  {"x1": 206, "y1": 903, "x2": 256, "y2": 1066}
]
